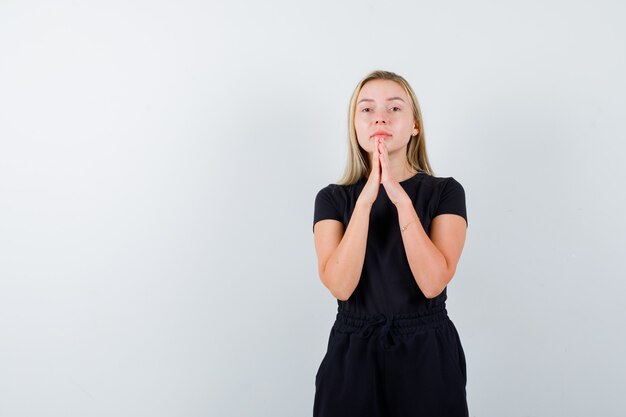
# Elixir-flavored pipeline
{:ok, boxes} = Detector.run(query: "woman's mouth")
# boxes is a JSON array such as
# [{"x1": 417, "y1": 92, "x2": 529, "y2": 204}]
[{"x1": 371, "y1": 131, "x2": 391, "y2": 139}]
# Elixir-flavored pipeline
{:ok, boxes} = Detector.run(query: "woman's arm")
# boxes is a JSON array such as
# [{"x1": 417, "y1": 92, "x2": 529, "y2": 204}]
[
  {"x1": 395, "y1": 200, "x2": 467, "y2": 299},
  {"x1": 314, "y1": 139, "x2": 383, "y2": 301},
  {"x1": 313, "y1": 200, "x2": 372, "y2": 301}
]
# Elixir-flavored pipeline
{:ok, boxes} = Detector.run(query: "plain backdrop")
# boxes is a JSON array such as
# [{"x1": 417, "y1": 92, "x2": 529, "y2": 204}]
[{"x1": 1, "y1": 0, "x2": 625, "y2": 416}]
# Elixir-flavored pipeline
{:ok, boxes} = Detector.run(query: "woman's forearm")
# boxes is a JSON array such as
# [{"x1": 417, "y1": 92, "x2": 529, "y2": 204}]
[
  {"x1": 395, "y1": 199, "x2": 449, "y2": 299},
  {"x1": 322, "y1": 199, "x2": 372, "y2": 301}
]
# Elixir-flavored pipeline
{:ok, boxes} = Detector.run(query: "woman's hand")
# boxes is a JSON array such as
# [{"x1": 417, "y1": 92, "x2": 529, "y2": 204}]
[
  {"x1": 379, "y1": 139, "x2": 411, "y2": 206},
  {"x1": 357, "y1": 138, "x2": 382, "y2": 207}
]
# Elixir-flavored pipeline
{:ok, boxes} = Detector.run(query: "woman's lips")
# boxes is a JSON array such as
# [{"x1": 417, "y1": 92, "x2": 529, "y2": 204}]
[{"x1": 371, "y1": 131, "x2": 391, "y2": 138}]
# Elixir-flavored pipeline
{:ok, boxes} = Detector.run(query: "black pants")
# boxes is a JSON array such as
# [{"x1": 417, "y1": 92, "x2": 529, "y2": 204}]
[{"x1": 313, "y1": 307, "x2": 469, "y2": 417}]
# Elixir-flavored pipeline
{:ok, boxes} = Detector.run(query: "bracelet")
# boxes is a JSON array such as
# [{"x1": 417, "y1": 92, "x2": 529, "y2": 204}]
[{"x1": 400, "y1": 219, "x2": 418, "y2": 233}]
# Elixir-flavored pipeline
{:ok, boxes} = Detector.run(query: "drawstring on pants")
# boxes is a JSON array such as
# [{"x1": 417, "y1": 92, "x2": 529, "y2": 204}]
[
  {"x1": 334, "y1": 306, "x2": 449, "y2": 350},
  {"x1": 361, "y1": 314, "x2": 395, "y2": 348}
]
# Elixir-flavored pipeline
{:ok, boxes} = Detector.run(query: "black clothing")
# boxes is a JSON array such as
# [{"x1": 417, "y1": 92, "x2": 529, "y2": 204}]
[
  {"x1": 313, "y1": 307, "x2": 469, "y2": 417},
  {"x1": 313, "y1": 172, "x2": 468, "y2": 316},
  {"x1": 313, "y1": 172, "x2": 468, "y2": 417},
  {"x1": 312, "y1": 171, "x2": 470, "y2": 416}
]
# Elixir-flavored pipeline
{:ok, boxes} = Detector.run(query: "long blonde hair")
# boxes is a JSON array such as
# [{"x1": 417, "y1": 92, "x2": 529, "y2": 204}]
[{"x1": 337, "y1": 70, "x2": 434, "y2": 185}]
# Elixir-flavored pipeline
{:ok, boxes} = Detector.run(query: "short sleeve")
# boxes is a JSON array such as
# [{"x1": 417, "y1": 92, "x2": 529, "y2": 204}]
[
  {"x1": 433, "y1": 177, "x2": 468, "y2": 227},
  {"x1": 313, "y1": 185, "x2": 343, "y2": 232}
]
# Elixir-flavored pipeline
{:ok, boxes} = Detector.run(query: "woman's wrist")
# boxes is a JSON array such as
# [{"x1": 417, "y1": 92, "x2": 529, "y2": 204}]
[{"x1": 355, "y1": 197, "x2": 374, "y2": 210}]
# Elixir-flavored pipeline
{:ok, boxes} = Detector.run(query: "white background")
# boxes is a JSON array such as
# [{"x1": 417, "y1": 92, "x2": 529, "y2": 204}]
[{"x1": 1, "y1": 1, "x2": 625, "y2": 416}]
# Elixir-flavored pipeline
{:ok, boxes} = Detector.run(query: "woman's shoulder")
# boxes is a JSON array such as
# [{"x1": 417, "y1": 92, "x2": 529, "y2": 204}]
[
  {"x1": 418, "y1": 172, "x2": 464, "y2": 187},
  {"x1": 436, "y1": 175, "x2": 465, "y2": 192},
  {"x1": 317, "y1": 177, "x2": 364, "y2": 193},
  {"x1": 406, "y1": 174, "x2": 466, "y2": 209}
]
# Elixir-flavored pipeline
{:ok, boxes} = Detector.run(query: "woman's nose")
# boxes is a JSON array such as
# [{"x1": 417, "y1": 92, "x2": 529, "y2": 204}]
[{"x1": 374, "y1": 110, "x2": 388, "y2": 124}]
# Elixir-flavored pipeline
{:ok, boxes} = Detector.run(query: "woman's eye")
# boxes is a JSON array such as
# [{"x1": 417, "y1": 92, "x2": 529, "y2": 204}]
[
  {"x1": 361, "y1": 108, "x2": 371, "y2": 113},
  {"x1": 389, "y1": 106, "x2": 401, "y2": 112}
]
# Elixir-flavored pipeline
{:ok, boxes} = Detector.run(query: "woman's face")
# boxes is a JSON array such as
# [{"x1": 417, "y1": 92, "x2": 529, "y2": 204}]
[{"x1": 354, "y1": 79, "x2": 418, "y2": 155}]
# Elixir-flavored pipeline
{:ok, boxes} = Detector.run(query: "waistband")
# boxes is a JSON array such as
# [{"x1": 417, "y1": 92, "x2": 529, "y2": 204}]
[{"x1": 334, "y1": 305, "x2": 449, "y2": 343}]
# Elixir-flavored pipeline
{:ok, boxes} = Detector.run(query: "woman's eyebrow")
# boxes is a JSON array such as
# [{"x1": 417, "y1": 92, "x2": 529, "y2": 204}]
[{"x1": 357, "y1": 97, "x2": 406, "y2": 104}]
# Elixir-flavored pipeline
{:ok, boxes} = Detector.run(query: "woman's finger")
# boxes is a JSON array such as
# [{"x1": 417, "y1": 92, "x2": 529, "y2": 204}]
[
  {"x1": 373, "y1": 139, "x2": 380, "y2": 176},
  {"x1": 379, "y1": 140, "x2": 387, "y2": 182},
  {"x1": 378, "y1": 139, "x2": 384, "y2": 180}
]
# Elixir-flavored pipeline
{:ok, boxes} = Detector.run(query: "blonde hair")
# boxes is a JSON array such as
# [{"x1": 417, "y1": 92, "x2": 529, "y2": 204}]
[{"x1": 337, "y1": 70, "x2": 434, "y2": 185}]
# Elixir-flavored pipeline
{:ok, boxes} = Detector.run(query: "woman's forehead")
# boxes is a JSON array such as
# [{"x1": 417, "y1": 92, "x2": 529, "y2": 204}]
[{"x1": 358, "y1": 79, "x2": 407, "y2": 100}]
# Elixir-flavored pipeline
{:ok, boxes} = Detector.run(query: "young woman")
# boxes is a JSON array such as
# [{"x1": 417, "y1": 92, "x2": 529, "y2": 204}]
[{"x1": 312, "y1": 70, "x2": 469, "y2": 417}]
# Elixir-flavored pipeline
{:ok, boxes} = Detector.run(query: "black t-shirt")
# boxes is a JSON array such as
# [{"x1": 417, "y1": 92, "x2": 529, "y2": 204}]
[{"x1": 313, "y1": 172, "x2": 468, "y2": 316}]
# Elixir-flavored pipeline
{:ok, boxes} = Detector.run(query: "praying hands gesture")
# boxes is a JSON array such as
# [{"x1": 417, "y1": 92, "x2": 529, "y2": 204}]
[{"x1": 358, "y1": 137, "x2": 412, "y2": 208}]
